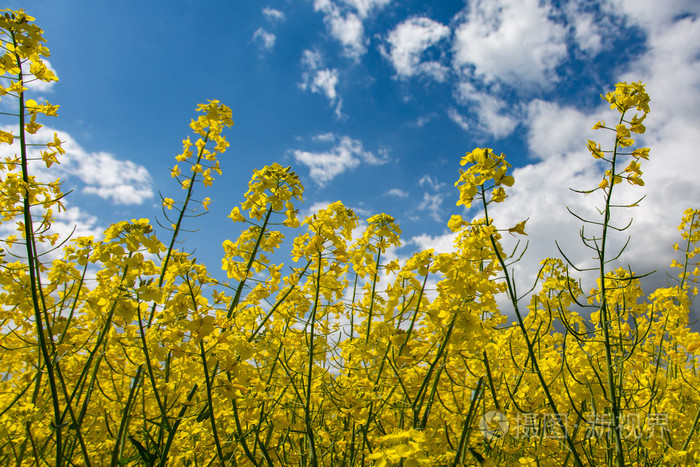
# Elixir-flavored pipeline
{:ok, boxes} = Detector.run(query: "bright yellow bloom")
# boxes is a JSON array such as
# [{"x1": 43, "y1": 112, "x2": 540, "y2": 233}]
[
  {"x1": 0, "y1": 130, "x2": 13, "y2": 144},
  {"x1": 455, "y1": 147, "x2": 513, "y2": 208},
  {"x1": 228, "y1": 206, "x2": 245, "y2": 222},
  {"x1": 508, "y1": 218, "x2": 528, "y2": 236},
  {"x1": 586, "y1": 139, "x2": 604, "y2": 159}
]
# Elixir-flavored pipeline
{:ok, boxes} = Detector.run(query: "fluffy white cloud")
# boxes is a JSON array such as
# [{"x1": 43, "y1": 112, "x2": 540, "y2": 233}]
[
  {"x1": 300, "y1": 50, "x2": 343, "y2": 118},
  {"x1": 385, "y1": 188, "x2": 408, "y2": 197},
  {"x1": 409, "y1": 231, "x2": 455, "y2": 255},
  {"x1": 3, "y1": 125, "x2": 153, "y2": 205},
  {"x1": 329, "y1": 11, "x2": 365, "y2": 59},
  {"x1": 414, "y1": 175, "x2": 446, "y2": 222},
  {"x1": 262, "y1": 7, "x2": 286, "y2": 23},
  {"x1": 602, "y1": 0, "x2": 700, "y2": 30},
  {"x1": 441, "y1": 3, "x2": 700, "y2": 307},
  {"x1": 77, "y1": 153, "x2": 152, "y2": 204},
  {"x1": 453, "y1": 82, "x2": 519, "y2": 138},
  {"x1": 403, "y1": 2, "x2": 700, "y2": 321},
  {"x1": 408, "y1": 113, "x2": 436, "y2": 128},
  {"x1": 313, "y1": 1, "x2": 366, "y2": 59},
  {"x1": 252, "y1": 28, "x2": 276, "y2": 51},
  {"x1": 311, "y1": 69, "x2": 340, "y2": 102},
  {"x1": 447, "y1": 107, "x2": 469, "y2": 131},
  {"x1": 382, "y1": 17, "x2": 450, "y2": 81},
  {"x1": 418, "y1": 174, "x2": 444, "y2": 191},
  {"x1": 291, "y1": 134, "x2": 389, "y2": 186},
  {"x1": 526, "y1": 99, "x2": 593, "y2": 159},
  {"x1": 417, "y1": 192, "x2": 444, "y2": 222},
  {"x1": 339, "y1": 0, "x2": 392, "y2": 19},
  {"x1": 452, "y1": 0, "x2": 567, "y2": 88},
  {"x1": 566, "y1": 7, "x2": 604, "y2": 55},
  {"x1": 313, "y1": 0, "x2": 391, "y2": 59},
  {"x1": 612, "y1": 6, "x2": 700, "y2": 288}
]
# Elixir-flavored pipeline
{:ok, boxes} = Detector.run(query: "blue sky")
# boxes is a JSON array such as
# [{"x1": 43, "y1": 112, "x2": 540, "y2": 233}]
[{"x1": 5, "y1": 0, "x2": 700, "y2": 308}]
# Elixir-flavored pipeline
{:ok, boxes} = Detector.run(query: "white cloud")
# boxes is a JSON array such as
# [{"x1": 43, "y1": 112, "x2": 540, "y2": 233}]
[
  {"x1": 262, "y1": 7, "x2": 286, "y2": 23},
  {"x1": 78, "y1": 160, "x2": 152, "y2": 205},
  {"x1": 409, "y1": 231, "x2": 456, "y2": 255},
  {"x1": 62, "y1": 150, "x2": 152, "y2": 205},
  {"x1": 413, "y1": 175, "x2": 447, "y2": 222},
  {"x1": 313, "y1": 1, "x2": 366, "y2": 59},
  {"x1": 452, "y1": 0, "x2": 567, "y2": 88},
  {"x1": 382, "y1": 17, "x2": 450, "y2": 81},
  {"x1": 311, "y1": 69, "x2": 340, "y2": 102},
  {"x1": 252, "y1": 28, "x2": 276, "y2": 51},
  {"x1": 418, "y1": 174, "x2": 444, "y2": 191},
  {"x1": 339, "y1": 0, "x2": 392, "y2": 19},
  {"x1": 611, "y1": 7, "x2": 700, "y2": 286},
  {"x1": 3, "y1": 125, "x2": 153, "y2": 205},
  {"x1": 453, "y1": 83, "x2": 519, "y2": 138},
  {"x1": 526, "y1": 99, "x2": 593, "y2": 160},
  {"x1": 417, "y1": 192, "x2": 444, "y2": 222},
  {"x1": 291, "y1": 134, "x2": 389, "y2": 186},
  {"x1": 566, "y1": 8, "x2": 604, "y2": 55},
  {"x1": 385, "y1": 188, "x2": 408, "y2": 197},
  {"x1": 301, "y1": 49, "x2": 323, "y2": 70},
  {"x1": 447, "y1": 107, "x2": 469, "y2": 131},
  {"x1": 313, "y1": 0, "x2": 334, "y2": 14},
  {"x1": 300, "y1": 50, "x2": 343, "y2": 118},
  {"x1": 485, "y1": 151, "x2": 605, "y2": 283},
  {"x1": 313, "y1": 0, "x2": 391, "y2": 59},
  {"x1": 328, "y1": 10, "x2": 366, "y2": 59},
  {"x1": 602, "y1": 0, "x2": 700, "y2": 31},
  {"x1": 312, "y1": 132, "x2": 336, "y2": 143},
  {"x1": 408, "y1": 113, "x2": 436, "y2": 128},
  {"x1": 438, "y1": 3, "x2": 700, "y2": 308}
]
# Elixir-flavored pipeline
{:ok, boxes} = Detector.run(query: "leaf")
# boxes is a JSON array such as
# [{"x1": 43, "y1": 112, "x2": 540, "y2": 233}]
[{"x1": 127, "y1": 436, "x2": 158, "y2": 466}]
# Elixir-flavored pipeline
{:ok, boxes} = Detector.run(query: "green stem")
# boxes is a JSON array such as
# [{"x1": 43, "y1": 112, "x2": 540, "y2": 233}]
[
  {"x1": 158, "y1": 383, "x2": 198, "y2": 467},
  {"x1": 481, "y1": 187, "x2": 584, "y2": 467},
  {"x1": 364, "y1": 247, "x2": 382, "y2": 344},
  {"x1": 110, "y1": 366, "x2": 143, "y2": 467},
  {"x1": 148, "y1": 131, "x2": 211, "y2": 326},
  {"x1": 13, "y1": 40, "x2": 63, "y2": 466},
  {"x1": 452, "y1": 376, "x2": 484, "y2": 467},
  {"x1": 595, "y1": 112, "x2": 627, "y2": 467},
  {"x1": 227, "y1": 207, "x2": 274, "y2": 320},
  {"x1": 304, "y1": 250, "x2": 323, "y2": 467},
  {"x1": 199, "y1": 340, "x2": 225, "y2": 463}
]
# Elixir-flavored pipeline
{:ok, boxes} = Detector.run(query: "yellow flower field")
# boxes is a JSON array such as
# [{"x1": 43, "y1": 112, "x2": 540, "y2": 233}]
[{"x1": 1, "y1": 9, "x2": 699, "y2": 466}]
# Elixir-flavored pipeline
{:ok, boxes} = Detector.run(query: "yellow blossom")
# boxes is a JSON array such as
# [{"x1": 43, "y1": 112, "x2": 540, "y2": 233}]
[{"x1": 508, "y1": 218, "x2": 528, "y2": 236}]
